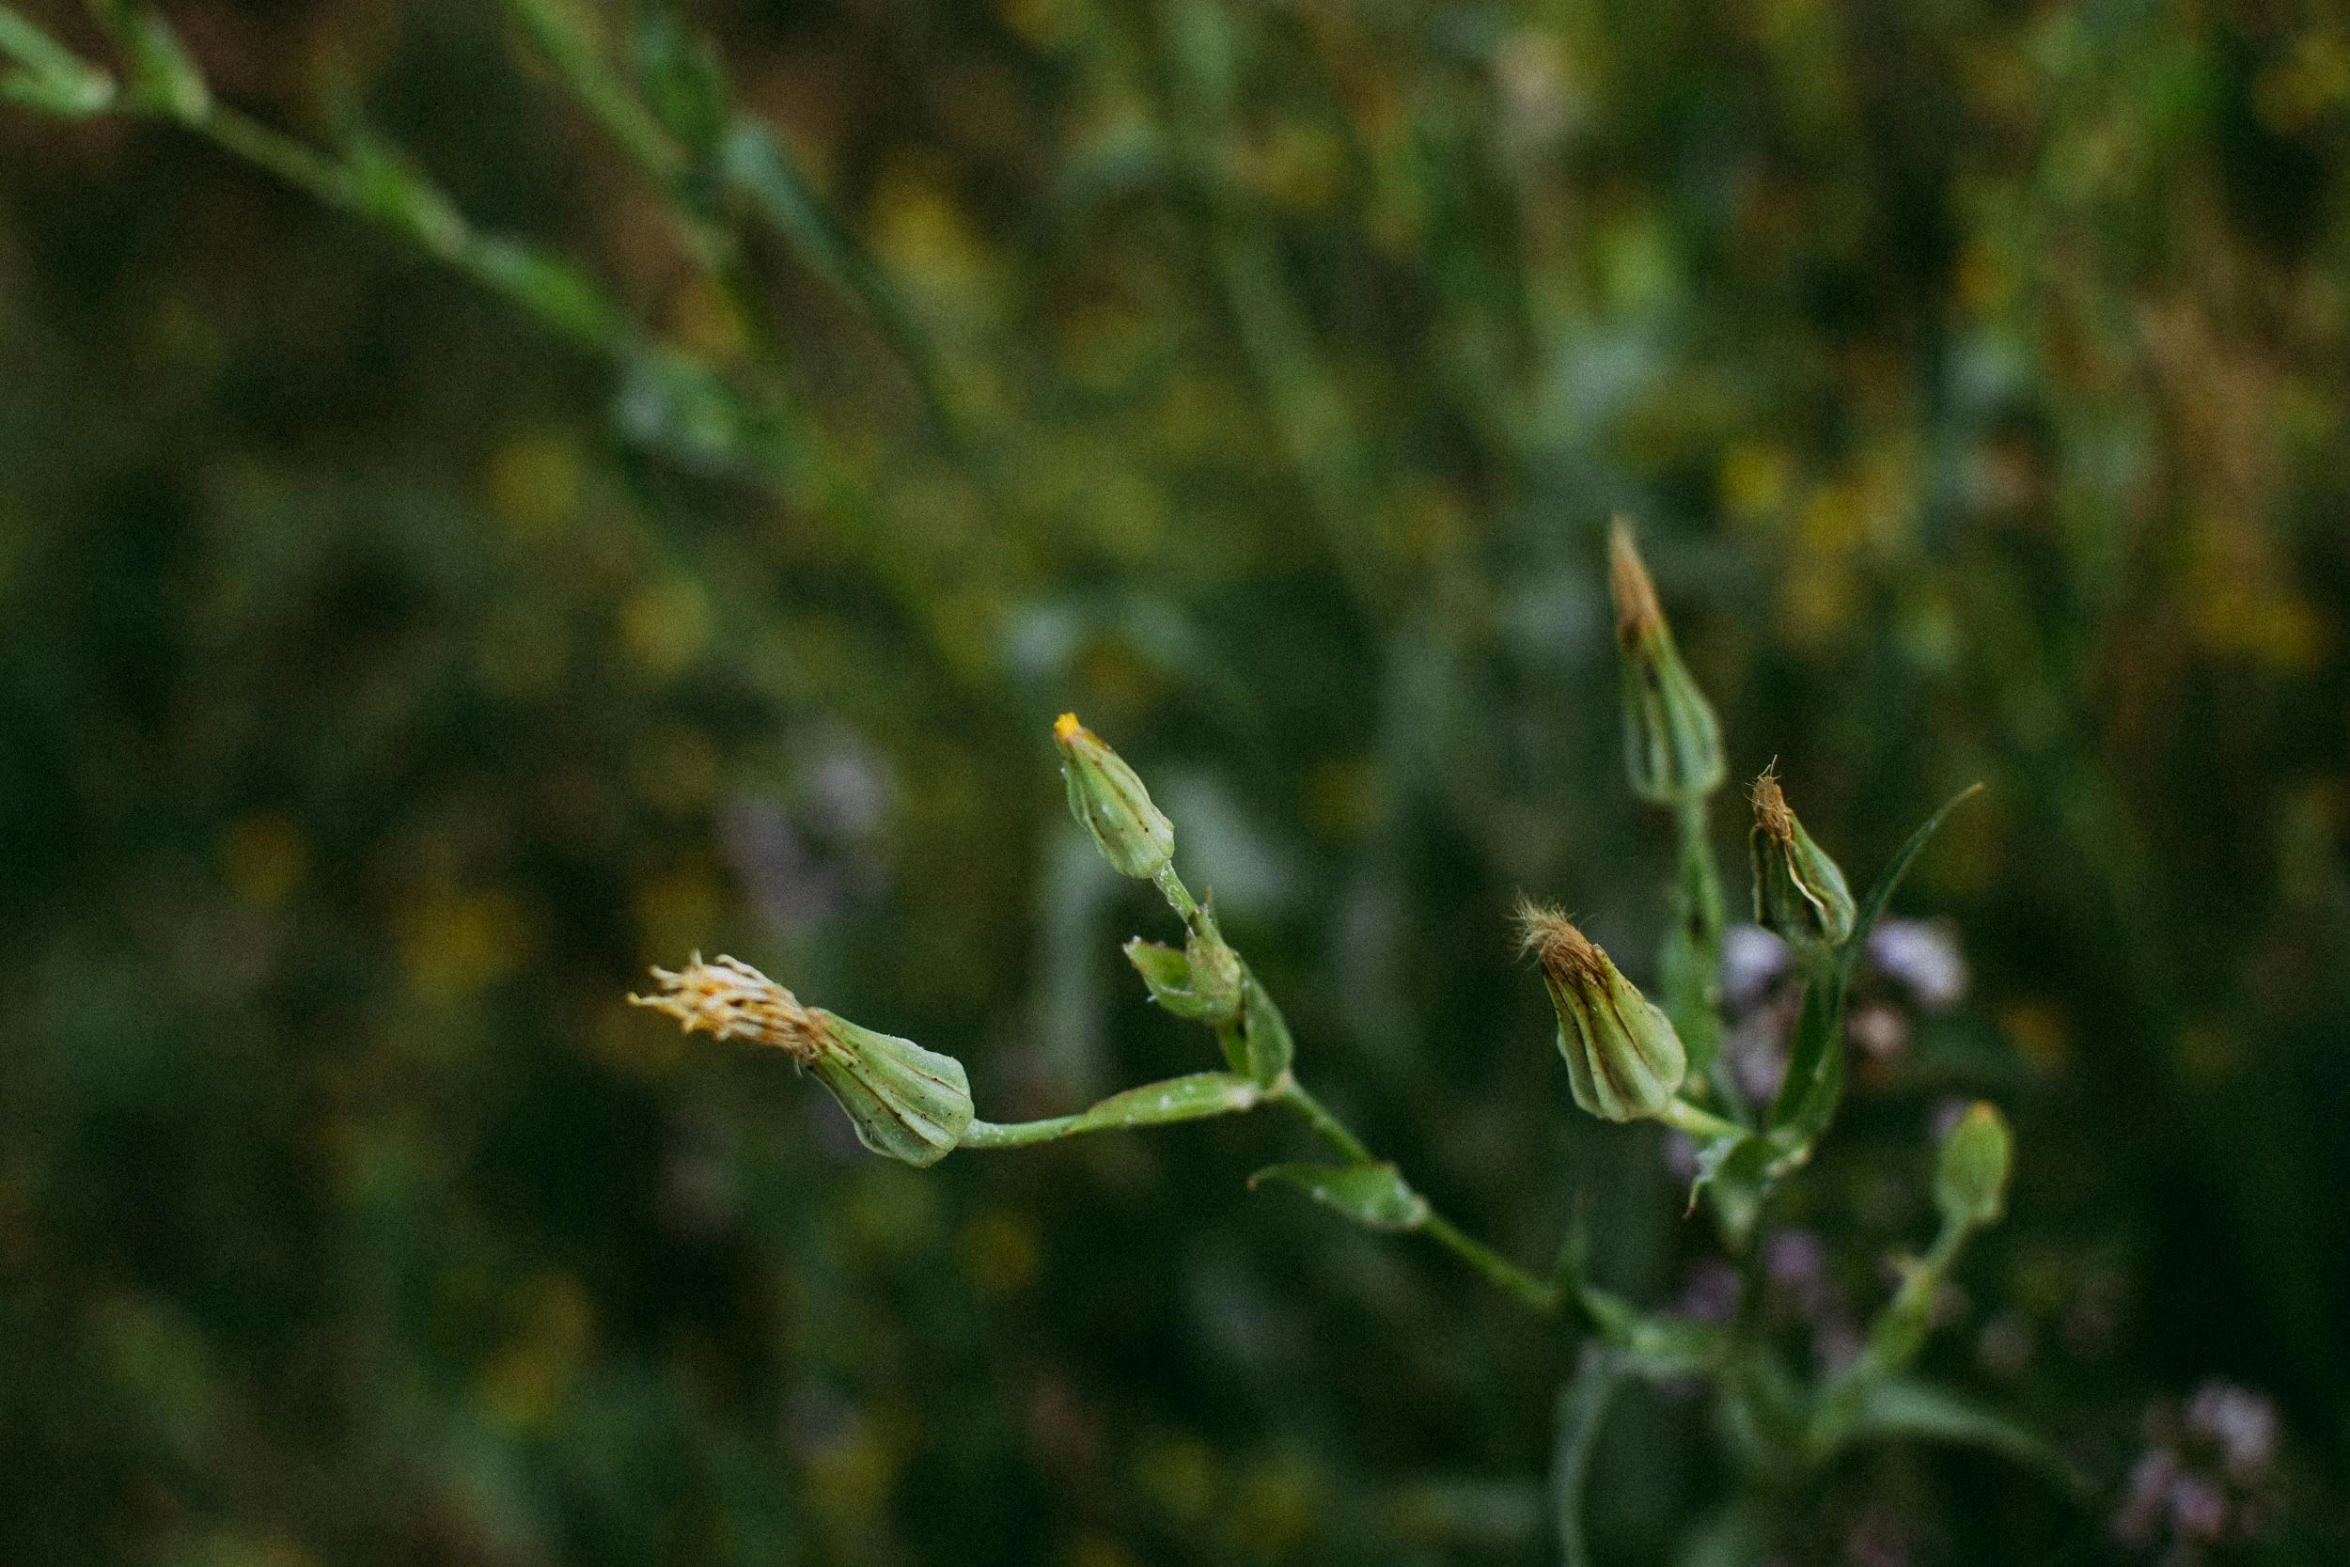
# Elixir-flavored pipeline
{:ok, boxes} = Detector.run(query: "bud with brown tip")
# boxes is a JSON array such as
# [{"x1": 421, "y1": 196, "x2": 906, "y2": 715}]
[
  {"x1": 1611, "y1": 521, "x2": 1726, "y2": 805},
  {"x1": 1518, "y1": 901, "x2": 1688, "y2": 1122},
  {"x1": 633, "y1": 955, "x2": 973, "y2": 1166},
  {"x1": 1749, "y1": 766, "x2": 1855, "y2": 954}
]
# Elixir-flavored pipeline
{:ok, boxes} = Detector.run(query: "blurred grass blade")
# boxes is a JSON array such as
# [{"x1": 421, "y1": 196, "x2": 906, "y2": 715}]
[
  {"x1": 719, "y1": 120, "x2": 964, "y2": 450},
  {"x1": 633, "y1": 5, "x2": 728, "y2": 158},
  {"x1": 505, "y1": 0, "x2": 681, "y2": 180},
  {"x1": 1845, "y1": 1378, "x2": 2087, "y2": 1494},
  {"x1": 1248, "y1": 1161, "x2": 1428, "y2": 1230},
  {"x1": 86, "y1": 2, "x2": 206, "y2": 121},
  {"x1": 1550, "y1": 1344, "x2": 1625, "y2": 1567},
  {"x1": 0, "y1": 6, "x2": 115, "y2": 115}
]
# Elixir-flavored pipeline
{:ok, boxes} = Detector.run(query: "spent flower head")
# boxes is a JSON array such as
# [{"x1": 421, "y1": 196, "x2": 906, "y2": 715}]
[
  {"x1": 634, "y1": 954, "x2": 973, "y2": 1166},
  {"x1": 1749, "y1": 765, "x2": 1855, "y2": 954},
  {"x1": 1610, "y1": 521, "x2": 1726, "y2": 805},
  {"x1": 1518, "y1": 900, "x2": 1688, "y2": 1122}
]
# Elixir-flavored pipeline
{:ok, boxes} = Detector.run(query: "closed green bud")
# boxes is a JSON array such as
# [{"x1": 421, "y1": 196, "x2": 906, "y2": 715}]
[
  {"x1": 1749, "y1": 767, "x2": 1855, "y2": 953},
  {"x1": 1934, "y1": 1101, "x2": 2012, "y2": 1229},
  {"x1": 633, "y1": 955, "x2": 972, "y2": 1166},
  {"x1": 1518, "y1": 902, "x2": 1688, "y2": 1122},
  {"x1": 1183, "y1": 913, "x2": 1246, "y2": 1023},
  {"x1": 1123, "y1": 919, "x2": 1244, "y2": 1028},
  {"x1": 1054, "y1": 712, "x2": 1175, "y2": 881},
  {"x1": 1611, "y1": 522, "x2": 1726, "y2": 804}
]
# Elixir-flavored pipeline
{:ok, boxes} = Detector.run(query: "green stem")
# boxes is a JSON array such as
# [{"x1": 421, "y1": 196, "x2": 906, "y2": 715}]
[
  {"x1": 1657, "y1": 1096, "x2": 1747, "y2": 1143},
  {"x1": 194, "y1": 108, "x2": 626, "y2": 355},
  {"x1": 959, "y1": 1115, "x2": 1085, "y2": 1148},
  {"x1": 1665, "y1": 793, "x2": 1733, "y2": 1103},
  {"x1": 1274, "y1": 1077, "x2": 1373, "y2": 1164},
  {"x1": 1152, "y1": 863, "x2": 1200, "y2": 922},
  {"x1": 1423, "y1": 1211, "x2": 1562, "y2": 1315},
  {"x1": 1276, "y1": 1079, "x2": 1560, "y2": 1314}
]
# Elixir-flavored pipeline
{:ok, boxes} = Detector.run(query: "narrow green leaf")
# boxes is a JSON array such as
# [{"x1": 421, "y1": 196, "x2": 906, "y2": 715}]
[
  {"x1": 1237, "y1": 974, "x2": 1293, "y2": 1087},
  {"x1": 1247, "y1": 1161, "x2": 1428, "y2": 1231},
  {"x1": 1767, "y1": 784, "x2": 1980, "y2": 1140},
  {"x1": 506, "y1": 0, "x2": 681, "y2": 180},
  {"x1": 1063, "y1": 1071, "x2": 1260, "y2": 1133},
  {"x1": 1844, "y1": 1377, "x2": 2086, "y2": 1493},
  {"x1": 1836, "y1": 782, "x2": 1985, "y2": 990}
]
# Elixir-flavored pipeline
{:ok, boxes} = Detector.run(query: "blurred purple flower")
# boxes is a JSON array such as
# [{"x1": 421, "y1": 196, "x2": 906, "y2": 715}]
[
  {"x1": 2114, "y1": 1447, "x2": 2179, "y2": 1548},
  {"x1": 1846, "y1": 1002, "x2": 1909, "y2": 1060},
  {"x1": 1676, "y1": 1259, "x2": 1742, "y2": 1324},
  {"x1": 1977, "y1": 1310, "x2": 2033, "y2": 1377},
  {"x1": 805, "y1": 747, "x2": 891, "y2": 838},
  {"x1": 2114, "y1": 1381, "x2": 2283, "y2": 1559},
  {"x1": 1866, "y1": 919, "x2": 1968, "y2": 1011},
  {"x1": 2168, "y1": 1473, "x2": 2229, "y2": 1543},
  {"x1": 1721, "y1": 923, "x2": 1792, "y2": 1013},
  {"x1": 720, "y1": 795, "x2": 841, "y2": 931},
  {"x1": 2184, "y1": 1382, "x2": 2278, "y2": 1483},
  {"x1": 1723, "y1": 988, "x2": 1799, "y2": 1107},
  {"x1": 1844, "y1": 1507, "x2": 1912, "y2": 1567}
]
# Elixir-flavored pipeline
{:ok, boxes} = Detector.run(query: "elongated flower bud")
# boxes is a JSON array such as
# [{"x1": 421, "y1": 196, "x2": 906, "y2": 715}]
[
  {"x1": 1611, "y1": 522, "x2": 1726, "y2": 804},
  {"x1": 633, "y1": 955, "x2": 972, "y2": 1166},
  {"x1": 1517, "y1": 902, "x2": 1687, "y2": 1122},
  {"x1": 1934, "y1": 1101, "x2": 2012, "y2": 1229},
  {"x1": 1053, "y1": 713, "x2": 1175, "y2": 881},
  {"x1": 1749, "y1": 767, "x2": 1855, "y2": 953}
]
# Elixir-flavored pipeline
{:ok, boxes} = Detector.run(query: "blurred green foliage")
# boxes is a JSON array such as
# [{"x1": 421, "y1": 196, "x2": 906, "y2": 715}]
[{"x1": 2, "y1": 0, "x2": 2348, "y2": 1562}]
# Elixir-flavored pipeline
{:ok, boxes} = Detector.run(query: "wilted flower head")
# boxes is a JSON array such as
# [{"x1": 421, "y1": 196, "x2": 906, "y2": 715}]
[
  {"x1": 1749, "y1": 766, "x2": 1855, "y2": 954},
  {"x1": 633, "y1": 955, "x2": 973, "y2": 1167},
  {"x1": 1517, "y1": 900, "x2": 1687, "y2": 1122},
  {"x1": 1610, "y1": 522, "x2": 1726, "y2": 805}
]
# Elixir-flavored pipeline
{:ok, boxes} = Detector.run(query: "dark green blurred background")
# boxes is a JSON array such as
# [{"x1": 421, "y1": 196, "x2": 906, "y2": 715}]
[{"x1": 3, "y1": 0, "x2": 2347, "y2": 1562}]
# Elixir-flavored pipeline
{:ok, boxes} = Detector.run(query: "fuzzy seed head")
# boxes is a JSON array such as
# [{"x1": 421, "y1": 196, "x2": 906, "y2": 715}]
[
  {"x1": 631, "y1": 954, "x2": 824, "y2": 1063},
  {"x1": 1516, "y1": 898, "x2": 1688, "y2": 1122}
]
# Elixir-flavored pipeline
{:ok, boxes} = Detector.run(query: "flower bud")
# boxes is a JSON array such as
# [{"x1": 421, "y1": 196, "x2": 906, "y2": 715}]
[
  {"x1": 633, "y1": 955, "x2": 972, "y2": 1166},
  {"x1": 1749, "y1": 767, "x2": 1855, "y2": 953},
  {"x1": 1611, "y1": 522, "x2": 1726, "y2": 804},
  {"x1": 1934, "y1": 1100, "x2": 2012, "y2": 1229},
  {"x1": 1518, "y1": 902, "x2": 1688, "y2": 1122},
  {"x1": 1123, "y1": 921, "x2": 1244, "y2": 1028},
  {"x1": 1053, "y1": 713, "x2": 1175, "y2": 881}
]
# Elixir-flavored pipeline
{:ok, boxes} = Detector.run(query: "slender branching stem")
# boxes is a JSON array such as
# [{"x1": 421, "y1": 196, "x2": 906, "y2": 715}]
[
  {"x1": 1422, "y1": 1211, "x2": 1564, "y2": 1315},
  {"x1": 960, "y1": 1115, "x2": 1089, "y2": 1149},
  {"x1": 1275, "y1": 1078, "x2": 1560, "y2": 1314},
  {"x1": 1657, "y1": 1097, "x2": 1747, "y2": 1143},
  {"x1": 1270, "y1": 1077, "x2": 1372, "y2": 1164}
]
